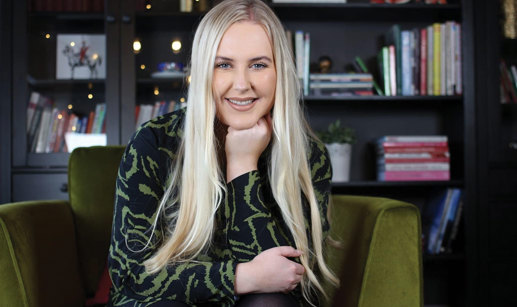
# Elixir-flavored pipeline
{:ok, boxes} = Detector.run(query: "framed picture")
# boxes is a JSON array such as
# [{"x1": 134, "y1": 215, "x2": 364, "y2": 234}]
[{"x1": 56, "y1": 34, "x2": 106, "y2": 79}]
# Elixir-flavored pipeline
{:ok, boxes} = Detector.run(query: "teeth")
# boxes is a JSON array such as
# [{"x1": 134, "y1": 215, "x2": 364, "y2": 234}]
[{"x1": 228, "y1": 98, "x2": 255, "y2": 106}]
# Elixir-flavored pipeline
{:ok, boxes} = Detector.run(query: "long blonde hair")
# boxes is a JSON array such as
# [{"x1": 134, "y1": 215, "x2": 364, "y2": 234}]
[{"x1": 144, "y1": 0, "x2": 338, "y2": 303}]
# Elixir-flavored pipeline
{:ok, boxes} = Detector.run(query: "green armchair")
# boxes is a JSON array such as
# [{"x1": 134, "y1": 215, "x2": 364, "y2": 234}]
[{"x1": 0, "y1": 146, "x2": 423, "y2": 307}]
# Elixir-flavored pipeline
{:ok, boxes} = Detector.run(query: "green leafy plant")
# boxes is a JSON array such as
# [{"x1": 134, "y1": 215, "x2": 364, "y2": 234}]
[{"x1": 316, "y1": 120, "x2": 356, "y2": 144}]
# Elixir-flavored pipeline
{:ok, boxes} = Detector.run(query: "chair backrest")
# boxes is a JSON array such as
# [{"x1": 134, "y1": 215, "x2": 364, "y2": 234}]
[{"x1": 68, "y1": 146, "x2": 125, "y2": 296}]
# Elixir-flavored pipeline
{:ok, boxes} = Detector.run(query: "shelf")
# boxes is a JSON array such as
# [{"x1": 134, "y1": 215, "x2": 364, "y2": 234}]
[
  {"x1": 304, "y1": 95, "x2": 462, "y2": 102},
  {"x1": 272, "y1": 3, "x2": 461, "y2": 22},
  {"x1": 423, "y1": 253, "x2": 465, "y2": 263},
  {"x1": 26, "y1": 152, "x2": 71, "y2": 168},
  {"x1": 27, "y1": 76, "x2": 105, "y2": 89},
  {"x1": 332, "y1": 180, "x2": 464, "y2": 189},
  {"x1": 29, "y1": 12, "x2": 104, "y2": 20}
]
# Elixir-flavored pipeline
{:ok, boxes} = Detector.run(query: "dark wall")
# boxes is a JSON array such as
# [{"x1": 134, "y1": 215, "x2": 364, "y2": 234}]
[{"x1": 0, "y1": 0, "x2": 12, "y2": 203}]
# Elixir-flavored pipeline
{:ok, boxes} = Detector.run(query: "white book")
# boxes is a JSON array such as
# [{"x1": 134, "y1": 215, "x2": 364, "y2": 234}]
[
  {"x1": 440, "y1": 23, "x2": 446, "y2": 96},
  {"x1": 295, "y1": 31, "x2": 304, "y2": 82},
  {"x1": 45, "y1": 107, "x2": 60, "y2": 153},
  {"x1": 381, "y1": 135, "x2": 448, "y2": 143},
  {"x1": 455, "y1": 23, "x2": 462, "y2": 95},
  {"x1": 384, "y1": 163, "x2": 450, "y2": 171},
  {"x1": 35, "y1": 107, "x2": 53, "y2": 153},
  {"x1": 27, "y1": 92, "x2": 40, "y2": 131}
]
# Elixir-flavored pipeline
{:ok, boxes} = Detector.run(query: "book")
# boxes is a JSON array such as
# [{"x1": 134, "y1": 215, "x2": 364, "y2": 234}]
[
  {"x1": 434, "y1": 188, "x2": 462, "y2": 253},
  {"x1": 385, "y1": 25, "x2": 402, "y2": 95},
  {"x1": 379, "y1": 46, "x2": 391, "y2": 96},
  {"x1": 389, "y1": 45, "x2": 397, "y2": 96},
  {"x1": 27, "y1": 92, "x2": 40, "y2": 131},
  {"x1": 354, "y1": 56, "x2": 384, "y2": 95},
  {"x1": 401, "y1": 30, "x2": 412, "y2": 96},
  {"x1": 425, "y1": 189, "x2": 453, "y2": 254},
  {"x1": 303, "y1": 32, "x2": 311, "y2": 96},
  {"x1": 427, "y1": 25, "x2": 434, "y2": 96},
  {"x1": 378, "y1": 135, "x2": 448, "y2": 143},
  {"x1": 420, "y1": 28, "x2": 428, "y2": 96},
  {"x1": 433, "y1": 23, "x2": 441, "y2": 95},
  {"x1": 379, "y1": 170, "x2": 450, "y2": 181}
]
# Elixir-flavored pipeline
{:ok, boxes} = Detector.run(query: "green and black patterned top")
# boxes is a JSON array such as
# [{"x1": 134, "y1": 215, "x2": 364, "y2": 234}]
[{"x1": 108, "y1": 108, "x2": 332, "y2": 306}]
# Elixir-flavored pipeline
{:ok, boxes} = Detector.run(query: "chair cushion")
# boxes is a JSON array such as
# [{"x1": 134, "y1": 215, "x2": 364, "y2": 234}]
[{"x1": 68, "y1": 146, "x2": 125, "y2": 296}]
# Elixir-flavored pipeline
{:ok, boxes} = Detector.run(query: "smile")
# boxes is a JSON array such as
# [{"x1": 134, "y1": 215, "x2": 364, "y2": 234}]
[{"x1": 226, "y1": 98, "x2": 257, "y2": 106}]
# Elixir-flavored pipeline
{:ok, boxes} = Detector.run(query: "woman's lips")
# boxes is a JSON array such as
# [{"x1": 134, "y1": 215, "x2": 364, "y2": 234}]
[{"x1": 225, "y1": 98, "x2": 258, "y2": 111}]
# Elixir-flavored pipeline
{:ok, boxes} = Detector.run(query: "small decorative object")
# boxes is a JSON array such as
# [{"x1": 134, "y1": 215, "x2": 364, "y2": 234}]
[
  {"x1": 316, "y1": 120, "x2": 356, "y2": 182},
  {"x1": 56, "y1": 34, "x2": 106, "y2": 79},
  {"x1": 503, "y1": 0, "x2": 517, "y2": 39},
  {"x1": 151, "y1": 62, "x2": 186, "y2": 78},
  {"x1": 318, "y1": 55, "x2": 332, "y2": 73}
]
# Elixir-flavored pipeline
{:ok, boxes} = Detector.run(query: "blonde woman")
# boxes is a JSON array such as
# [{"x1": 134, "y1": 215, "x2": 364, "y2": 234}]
[{"x1": 108, "y1": 0, "x2": 338, "y2": 306}]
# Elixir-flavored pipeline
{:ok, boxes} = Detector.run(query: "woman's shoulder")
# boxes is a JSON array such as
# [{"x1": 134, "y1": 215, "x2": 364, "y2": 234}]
[
  {"x1": 132, "y1": 108, "x2": 186, "y2": 146},
  {"x1": 307, "y1": 134, "x2": 332, "y2": 182}
]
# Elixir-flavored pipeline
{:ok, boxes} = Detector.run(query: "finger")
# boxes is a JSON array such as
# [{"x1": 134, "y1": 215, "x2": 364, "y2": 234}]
[
  {"x1": 294, "y1": 263, "x2": 305, "y2": 275},
  {"x1": 275, "y1": 246, "x2": 302, "y2": 258}
]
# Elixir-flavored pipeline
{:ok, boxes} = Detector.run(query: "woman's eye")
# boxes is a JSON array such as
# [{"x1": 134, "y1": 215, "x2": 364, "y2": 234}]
[
  {"x1": 252, "y1": 63, "x2": 267, "y2": 69},
  {"x1": 216, "y1": 63, "x2": 231, "y2": 69}
]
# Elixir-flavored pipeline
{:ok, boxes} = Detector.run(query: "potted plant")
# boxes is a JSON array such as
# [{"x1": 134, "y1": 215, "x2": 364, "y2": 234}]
[{"x1": 316, "y1": 120, "x2": 356, "y2": 182}]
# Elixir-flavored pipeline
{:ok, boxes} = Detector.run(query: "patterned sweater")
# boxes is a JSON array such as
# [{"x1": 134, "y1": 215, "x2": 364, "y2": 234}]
[{"x1": 108, "y1": 108, "x2": 332, "y2": 306}]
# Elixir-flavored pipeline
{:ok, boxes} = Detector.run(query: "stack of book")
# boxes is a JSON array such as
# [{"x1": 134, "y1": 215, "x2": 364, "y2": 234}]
[
  {"x1": 27, "y1": 91, "x2": 106, "y2": 153},
  {"x1": 309, "y1": 73, "x2": 374, "y2": 97},
  {"x1": 376, "y1": 135, "x2": 450, "y2": 181},
  {"x1": 424, "y1": 188, "x2": 463, "y2": 255},
  {"x1": 378, "y1": 22, "x2": 462, "y2": 96},
  {"x1": 135, "y1": 100, "x2": 187, "y2": 129}
]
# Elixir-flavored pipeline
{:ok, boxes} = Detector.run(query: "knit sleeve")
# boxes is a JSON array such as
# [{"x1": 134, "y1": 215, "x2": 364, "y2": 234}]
[
  {"x1": 225, "y1": 171, "x2": 293, "y2": 262},
  {"x1": 108, "y1": 121, "x2": 237, "y2": 306}
]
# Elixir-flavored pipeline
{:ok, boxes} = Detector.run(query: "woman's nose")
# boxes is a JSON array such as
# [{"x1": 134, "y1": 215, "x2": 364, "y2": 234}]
[{"x1": 233, "y1": 68, "x2": 251, "y2": 91}]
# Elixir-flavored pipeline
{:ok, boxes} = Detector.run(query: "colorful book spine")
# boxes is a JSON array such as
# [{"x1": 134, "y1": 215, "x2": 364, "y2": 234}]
[{"x1": 433, "y1": 23, "x2": 441, "y2": 95}]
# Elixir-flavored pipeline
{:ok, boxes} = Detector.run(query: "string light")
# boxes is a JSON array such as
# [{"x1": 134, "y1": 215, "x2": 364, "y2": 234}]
[
  {"x1": 88, "y1": 94, "x2": 93, "y2": 99},
  {"x1": 146, "y1": 4, "x2": 152, "y2": 9},
  {"x1": 171, "y1": 40, "x2": 182, "y2": 54},
  {"x1": 70, "y1": 42, "x2": 76, "y2": 47},
  {"x1": 154, "y1": 87, "x2": 159, "y2": 95},
  {"x1": 67, "y1": 104, "x2": 73, "y2": 110},
  {"x1": 45, "y1": 33, "x2": 51, "y2": 39},
  {"x1": 57, "y1": 114, "x2": 63, "y2": 120},
  {"x1": 133, "y1": 39, "x2": 142, "y2": 54},
  {"x1": 140, "y1": 64, "x2": 146, "y2": 70}
]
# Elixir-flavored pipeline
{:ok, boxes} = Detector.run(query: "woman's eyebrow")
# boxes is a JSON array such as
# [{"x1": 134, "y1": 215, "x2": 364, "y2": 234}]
[
  {"x1": 215, "y1": 56, "x2": 233, "y2": 62},
  {"x1": 215, "y1": 56, "x2": 272, "y2": 63}
]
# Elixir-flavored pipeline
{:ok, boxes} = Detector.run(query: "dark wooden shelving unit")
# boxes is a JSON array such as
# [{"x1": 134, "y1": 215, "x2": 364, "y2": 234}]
[{"x1": 1, "y1": 0, "x2": 495, "y2": 306}]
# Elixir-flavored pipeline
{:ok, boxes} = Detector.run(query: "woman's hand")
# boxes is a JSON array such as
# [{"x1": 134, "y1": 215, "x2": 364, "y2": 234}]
[
  {"x1": 225, "y1": 114, "x2": 272, "y2": 182},
  {"x1": 234, "y1": 246, "x2": 305, "y2": 295}
]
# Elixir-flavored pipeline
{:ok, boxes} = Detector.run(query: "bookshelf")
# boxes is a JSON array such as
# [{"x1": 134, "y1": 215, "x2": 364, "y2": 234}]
[
  {"x1": 3, "y1": 0, "x2": 485, "y2": 305},
  {"x1": 475, "y1": 0, "x2": 517, "y2": 306}
]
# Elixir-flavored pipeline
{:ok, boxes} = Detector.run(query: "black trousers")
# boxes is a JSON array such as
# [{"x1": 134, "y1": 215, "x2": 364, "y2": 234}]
[{"x1": 149, "y1": 293, "x2": 299, "y2": 306}]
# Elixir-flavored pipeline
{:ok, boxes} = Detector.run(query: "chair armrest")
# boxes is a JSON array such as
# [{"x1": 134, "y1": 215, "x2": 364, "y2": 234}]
[
  {"x1": 325, "y1": 195, "x2": 423, "y2": 307},
  {"x1": 0, "y1": 200, "x2": 85, "y2": 307}
]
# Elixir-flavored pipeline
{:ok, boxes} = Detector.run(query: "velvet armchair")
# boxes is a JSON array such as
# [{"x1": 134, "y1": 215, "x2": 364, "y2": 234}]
[{"x1": 0, "y1": 146, "x2": 423, "y2": 306}]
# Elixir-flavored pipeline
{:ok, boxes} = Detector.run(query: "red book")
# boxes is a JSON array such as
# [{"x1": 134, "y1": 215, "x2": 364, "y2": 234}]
[
  {"x1": 384, "y1": 157, "x2": 450, "y2": 164},
  {"x1": 86, "y1": 111, "x2": 95, "y2": 133},
  {"x1": 383, "y1": 170, "x2": 450, "y2": 181},
  {"x1": 382, "y1": 146, "x2": 450, "y2": 154},
  {"x1": 381, "y1": 142, "x2": 449, "y2": 147},
  {"x1": 420, "y1": 28, "x2": 427, "y2": 96},
  {"x1": 54, "y1": 111, "x2": 69, "y2": 152}
]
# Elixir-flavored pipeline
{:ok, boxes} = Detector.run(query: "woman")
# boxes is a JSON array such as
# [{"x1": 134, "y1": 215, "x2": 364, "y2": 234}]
[{"x1": 108, "y1": 0, "x2": 338, "y2": 306}]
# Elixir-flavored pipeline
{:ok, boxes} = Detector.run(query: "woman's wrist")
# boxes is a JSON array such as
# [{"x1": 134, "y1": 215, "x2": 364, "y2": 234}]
[
  {"x1": 234, "y1": 262, "x2": 257, "y2": 295},
  {"x1": 226, "y1": 159, "x2": 258, "y2": 183}
]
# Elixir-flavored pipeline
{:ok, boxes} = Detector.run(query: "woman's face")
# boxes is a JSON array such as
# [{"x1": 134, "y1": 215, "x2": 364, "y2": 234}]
[{"x1": 212, "y1": 21, "x2": 277, "y2": 130}]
